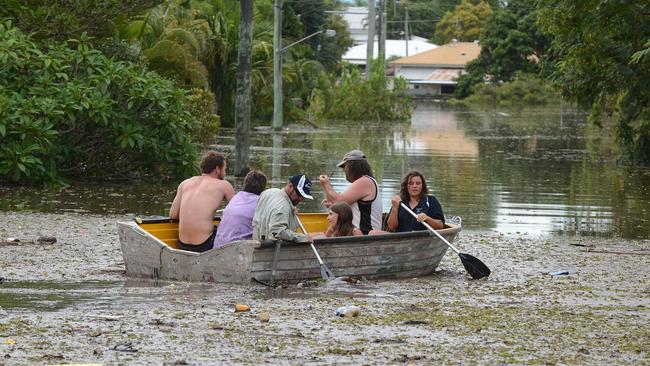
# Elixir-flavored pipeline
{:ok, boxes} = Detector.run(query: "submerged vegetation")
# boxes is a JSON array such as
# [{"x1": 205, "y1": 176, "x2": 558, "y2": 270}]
[
  {"x1": 309, "y1": 62, "x2": 412, "y2": 121},
  {"x1": 451, "y1": 74, "x2": 560, "y2": 107}
]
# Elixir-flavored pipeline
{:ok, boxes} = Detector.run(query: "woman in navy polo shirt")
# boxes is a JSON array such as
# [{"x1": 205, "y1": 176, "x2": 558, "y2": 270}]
[{"x1": 386, "y1": 171, "x2": 445, "y2": 232}]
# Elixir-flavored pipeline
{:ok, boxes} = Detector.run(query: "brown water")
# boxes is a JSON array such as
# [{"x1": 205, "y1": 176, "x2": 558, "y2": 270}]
[
  {"x1": 1, "y1": 102, "x2": 649, "y2": 238},
  {"x1": 1, "y1": 108, "x2": 649, "y2": 365}
]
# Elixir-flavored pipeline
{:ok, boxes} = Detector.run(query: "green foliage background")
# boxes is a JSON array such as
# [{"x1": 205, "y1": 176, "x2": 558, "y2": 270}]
[
  {"x1": 538, "y1": 0, "x2": 650, "y2": 165},
  {"x1": 0, "y1": 22, "x2": 203, "y2": 184},
  {"x1": 309, "y1": 61, "x2": 411, "y2": 121},
  {"x1": 433, "y1": 0, "x2": 492, "y2": 44}
]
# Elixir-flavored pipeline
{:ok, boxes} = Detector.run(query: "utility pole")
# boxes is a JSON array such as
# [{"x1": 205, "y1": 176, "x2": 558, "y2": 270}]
[
  {"x1": 366, "y1": 0, "x2": 375, "y2": 78},
  {"x1": 234, "y1": 0, "x2": 254, "y2": 176},
  {"x1": 404, "y1": 5, "x2": 409, "y2": 57},
  {"x1": 272, "y1": 0, "x2": 283, "y2": 130},
  {"x1": 377, "y1": 0, "x2": 385, "y2": 60},
  {"x1": 272, "y1": 1, "x2": 333, "y2": 132},
  {"x1": 380, "y1": 0, "x2": 386, "y2": 65},
  {"x1": 378, "y1": 0, "x2": 383, "y2": 63}
]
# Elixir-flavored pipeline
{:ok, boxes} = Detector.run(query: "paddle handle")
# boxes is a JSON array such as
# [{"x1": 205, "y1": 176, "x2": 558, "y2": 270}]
[
  {"x1": 295, "y1": 215, "x2": 325, "y2": 265},
  {"x1": 400, "y1": 203, "x2": 461, "y2": 255}
]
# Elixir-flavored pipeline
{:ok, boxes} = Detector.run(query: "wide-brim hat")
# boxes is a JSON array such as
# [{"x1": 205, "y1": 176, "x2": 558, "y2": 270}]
[{"x1": 336, "y1": 149, "x2": 367, "y2": 167}]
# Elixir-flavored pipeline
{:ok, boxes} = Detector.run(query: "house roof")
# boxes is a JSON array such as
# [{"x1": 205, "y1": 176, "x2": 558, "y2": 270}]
[
  {"x1": 390, "y1": 41, "x2": 481, "y2": 68},
  {"x1": 342, "y1": 39, "x2": 437, "y2": 65}
]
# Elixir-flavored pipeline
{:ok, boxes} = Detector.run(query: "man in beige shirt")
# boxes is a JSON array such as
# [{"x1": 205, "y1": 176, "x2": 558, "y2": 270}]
[
  {"x1": 170, "y1": 151, "x2": 235, "y2": 252},
  {"x1": 252, "y1": 174, "x2": 313, "y2": 243}
]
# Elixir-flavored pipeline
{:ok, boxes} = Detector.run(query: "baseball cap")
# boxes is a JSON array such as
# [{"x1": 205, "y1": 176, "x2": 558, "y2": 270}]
[
  {"x1": 289, "y1": 174, "x2": 313, "y2": 200},
  {"x1": 336, "y1": 149, "x2": 367, "y2": 167}
]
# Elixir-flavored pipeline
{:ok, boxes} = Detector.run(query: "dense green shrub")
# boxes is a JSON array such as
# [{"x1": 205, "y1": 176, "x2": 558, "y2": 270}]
[
  {"x1": 186, "y1": 88, "x2": 221, "y2": 146},
  {"x1": 0, "y1": 0, "x2": 160, "y2": 41},
  {"x1": 451, "y1": 74, "x2": 560, "y2": 107},
  {"x1": 308, "y1": 62, "x2": 412, "y2": 121},
  {"x1": 0, "y1": 22, "x2": 202, "y2": 184}
]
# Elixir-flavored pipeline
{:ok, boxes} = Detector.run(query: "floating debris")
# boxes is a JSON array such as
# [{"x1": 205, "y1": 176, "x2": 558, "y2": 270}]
[
  {"x1": 549, "y1": 270, "x2": 569, "y2": 276},
  {"x1": 234, "y1": 304, "x2": 250, "y2": 312},
  {"x1": 335, "y1": 305, "x2": 361, "y2": 317},
  {"x1": 258, "y1": 312, "x2": 270, "y2": 322},
  {"x1": 37, "y1": 236, "x2": 57, "y2": 244}
]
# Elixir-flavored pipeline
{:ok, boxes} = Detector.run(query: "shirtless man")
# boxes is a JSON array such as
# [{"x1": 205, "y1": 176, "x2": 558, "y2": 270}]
[
  {"x1": 319, "y1": 150, "x2": 382, "y2": 234},
  {"x1": 170, "y1": 151, "x2": 235, "y2": 252}
]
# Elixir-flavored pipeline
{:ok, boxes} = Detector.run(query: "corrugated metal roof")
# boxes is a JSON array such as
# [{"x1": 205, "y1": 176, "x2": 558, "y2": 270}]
[
  {"x1": 390, "y1": 41, "x2": 480, "y2": 67},
  {"x1": 424, "y1": 69, "x2": 461, "y2": 82}
]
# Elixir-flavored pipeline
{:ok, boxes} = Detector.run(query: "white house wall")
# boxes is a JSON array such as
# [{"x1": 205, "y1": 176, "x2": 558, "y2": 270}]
[{"x1": 395, "y1": 67, "x2": 435, "y2": 80}]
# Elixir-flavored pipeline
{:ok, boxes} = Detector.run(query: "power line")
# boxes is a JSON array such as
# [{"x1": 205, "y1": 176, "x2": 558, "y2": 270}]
[{"x1": 386, "y1": 19, "x2": 441, "y2": 23}]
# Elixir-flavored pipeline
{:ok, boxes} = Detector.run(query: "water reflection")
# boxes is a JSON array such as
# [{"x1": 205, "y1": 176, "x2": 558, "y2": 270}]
[{"x1": 1, "y1": 103, "x2": 649, "y2": 238}]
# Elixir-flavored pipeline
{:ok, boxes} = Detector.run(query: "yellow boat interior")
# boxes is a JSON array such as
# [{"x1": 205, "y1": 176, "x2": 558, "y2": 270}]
[{"x1": 138, "y1": 213, "x2": 329, "y2": 249}]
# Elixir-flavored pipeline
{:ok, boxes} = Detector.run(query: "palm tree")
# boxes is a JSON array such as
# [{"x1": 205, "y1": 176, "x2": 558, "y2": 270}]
[{"x1": 119, "y1": 1, "x2": 210, "y2": 89}]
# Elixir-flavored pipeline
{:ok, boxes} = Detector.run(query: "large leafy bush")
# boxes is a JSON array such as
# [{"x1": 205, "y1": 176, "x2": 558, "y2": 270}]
[
  {"x1": 452, "y1": 74, "x2": 560, "y2": 107},
  {"x1": 0, "y1": 22, "x2": 201, "y2": 184},
  {"x1": 308, "y1": 62, "x2": 412, "y2": 121}
]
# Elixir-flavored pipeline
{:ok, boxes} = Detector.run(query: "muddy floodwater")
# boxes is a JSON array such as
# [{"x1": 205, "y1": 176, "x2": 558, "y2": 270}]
[{"x1": 1, "y1": 104, "x2": 649, "y2": 365}]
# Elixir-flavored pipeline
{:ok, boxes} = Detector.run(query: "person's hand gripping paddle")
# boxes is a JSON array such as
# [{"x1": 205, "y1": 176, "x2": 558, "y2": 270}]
[{"x1": 400, "y1": 203, "x2": 490, "y2": 279}]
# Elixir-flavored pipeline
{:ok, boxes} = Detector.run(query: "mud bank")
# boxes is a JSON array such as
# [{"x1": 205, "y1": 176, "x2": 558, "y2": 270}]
[{"x1": 0, "y1": 212, "x2": 648, "y2": 365}]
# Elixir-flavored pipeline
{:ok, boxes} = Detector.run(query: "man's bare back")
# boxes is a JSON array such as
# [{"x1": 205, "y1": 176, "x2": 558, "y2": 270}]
[{"x1": 169, "y1": 152, "x2": 235, "y2": 247}]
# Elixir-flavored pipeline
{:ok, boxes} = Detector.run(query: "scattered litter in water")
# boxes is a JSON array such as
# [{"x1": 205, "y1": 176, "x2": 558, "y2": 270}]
[
  {"x1": 401, "y1": 320, "x2": 429, "y2": 325},
  {"x1": 336, "y1": 305, "x2": 361, "y2": 317},
  {"x1": 549, "y1": 270, "x2": 570, "y2": 276},
  {"x1": 234, "y1": 303, "x2": 250, "y2": 312}
]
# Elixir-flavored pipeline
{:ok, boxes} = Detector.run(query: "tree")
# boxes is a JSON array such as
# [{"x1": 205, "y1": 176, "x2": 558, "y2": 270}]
[
  {"x1": 286, "y1": 0, "x2": 352, "y2": 71},
  {"x1": 0, "y1": 22, "x2": 207, "y2": 184},
  {"x1": 0, "y1": 0, "x2": 161, "y2": 41},
  {"x1": 118, "y1": 1, "x2": 215, "y2": 88},
  {"x1": 433, "y1": 0, "x2": 492, "y2": 44},
  {"x1": 454, "y1": 0, "x2": 551, "y2": 98},
  {"x1": 387, "y1": 0, "x2": 456, "y2": 40},
  {"x1": 308, "y1": 61, "x2": 411, "y2": 121},
  {"x1": 538, "y1": 0, "x2": 650, "y2": 164}
]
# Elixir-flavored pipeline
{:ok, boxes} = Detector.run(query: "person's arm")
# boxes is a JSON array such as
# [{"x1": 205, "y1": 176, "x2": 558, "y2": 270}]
[
  {"x1": 309, "y1": 232, "x2": 327, "y2": 240},
  {"x1": 320, "y1": 175, "x2": 373, "y2": 205},
  {"x1": 169, "y1": 182, "x2": 184, "y2": 220},
  {"x1": 222, "y1": 181, "x2": 236, "y2": 202},
  {"x1": 269, "y1": 209, "x2": 310, "y2": 243},
  {"x1": 352, "y1": 228, "x2": 363, "y2": 236},
  {"x1": 319, "y1": 175, "x2": 339, "y2": 202},
  {"x1": 416, "y1": 213, "x2": 444, "y2": 230},
  {"x1": 417, "y1": 196, "x2": 444, "y2": 230},
  {"x1": 386, "y1": 195, "x2": 402, "y2": 231}
]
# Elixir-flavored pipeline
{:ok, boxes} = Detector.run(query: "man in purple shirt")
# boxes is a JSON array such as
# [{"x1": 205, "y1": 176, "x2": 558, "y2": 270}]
[{"x1": 213, "y1": 170, "x2": 267, "y2": 248}]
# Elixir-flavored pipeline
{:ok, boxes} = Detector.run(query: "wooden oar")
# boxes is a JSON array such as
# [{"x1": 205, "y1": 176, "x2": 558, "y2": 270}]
[
  {"x1": 400, "y1": 203, "x2": 490, "y2": 279},
  {"x1": 295, "y1": 214, "x2": 336, "y2": 281}
]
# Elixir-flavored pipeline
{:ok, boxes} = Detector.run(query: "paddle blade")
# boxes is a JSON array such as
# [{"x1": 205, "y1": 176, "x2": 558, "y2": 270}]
[
  {"x1": 320, "y1": 264, "x2": 336, "y2": 281},
  {"x1": 459, "y1": 253, "x2": 491, "y2": 279}
]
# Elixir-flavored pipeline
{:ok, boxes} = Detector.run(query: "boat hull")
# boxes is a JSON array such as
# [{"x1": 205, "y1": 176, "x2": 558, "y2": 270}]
[
  {"x1": 118, "y1": 221, "x2": 258, "y2": 284},
  {"x1": 251, "y1": 230, "x2": 457, "y2": 282},
  {"x1": 117, "y1": 219, "x2": 461, "y2": 283}
]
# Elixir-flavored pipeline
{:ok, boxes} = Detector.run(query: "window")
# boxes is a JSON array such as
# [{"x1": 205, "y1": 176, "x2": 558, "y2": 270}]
[{"x1": 441, "y1": 85, "x2": 455, "y2": 94}]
